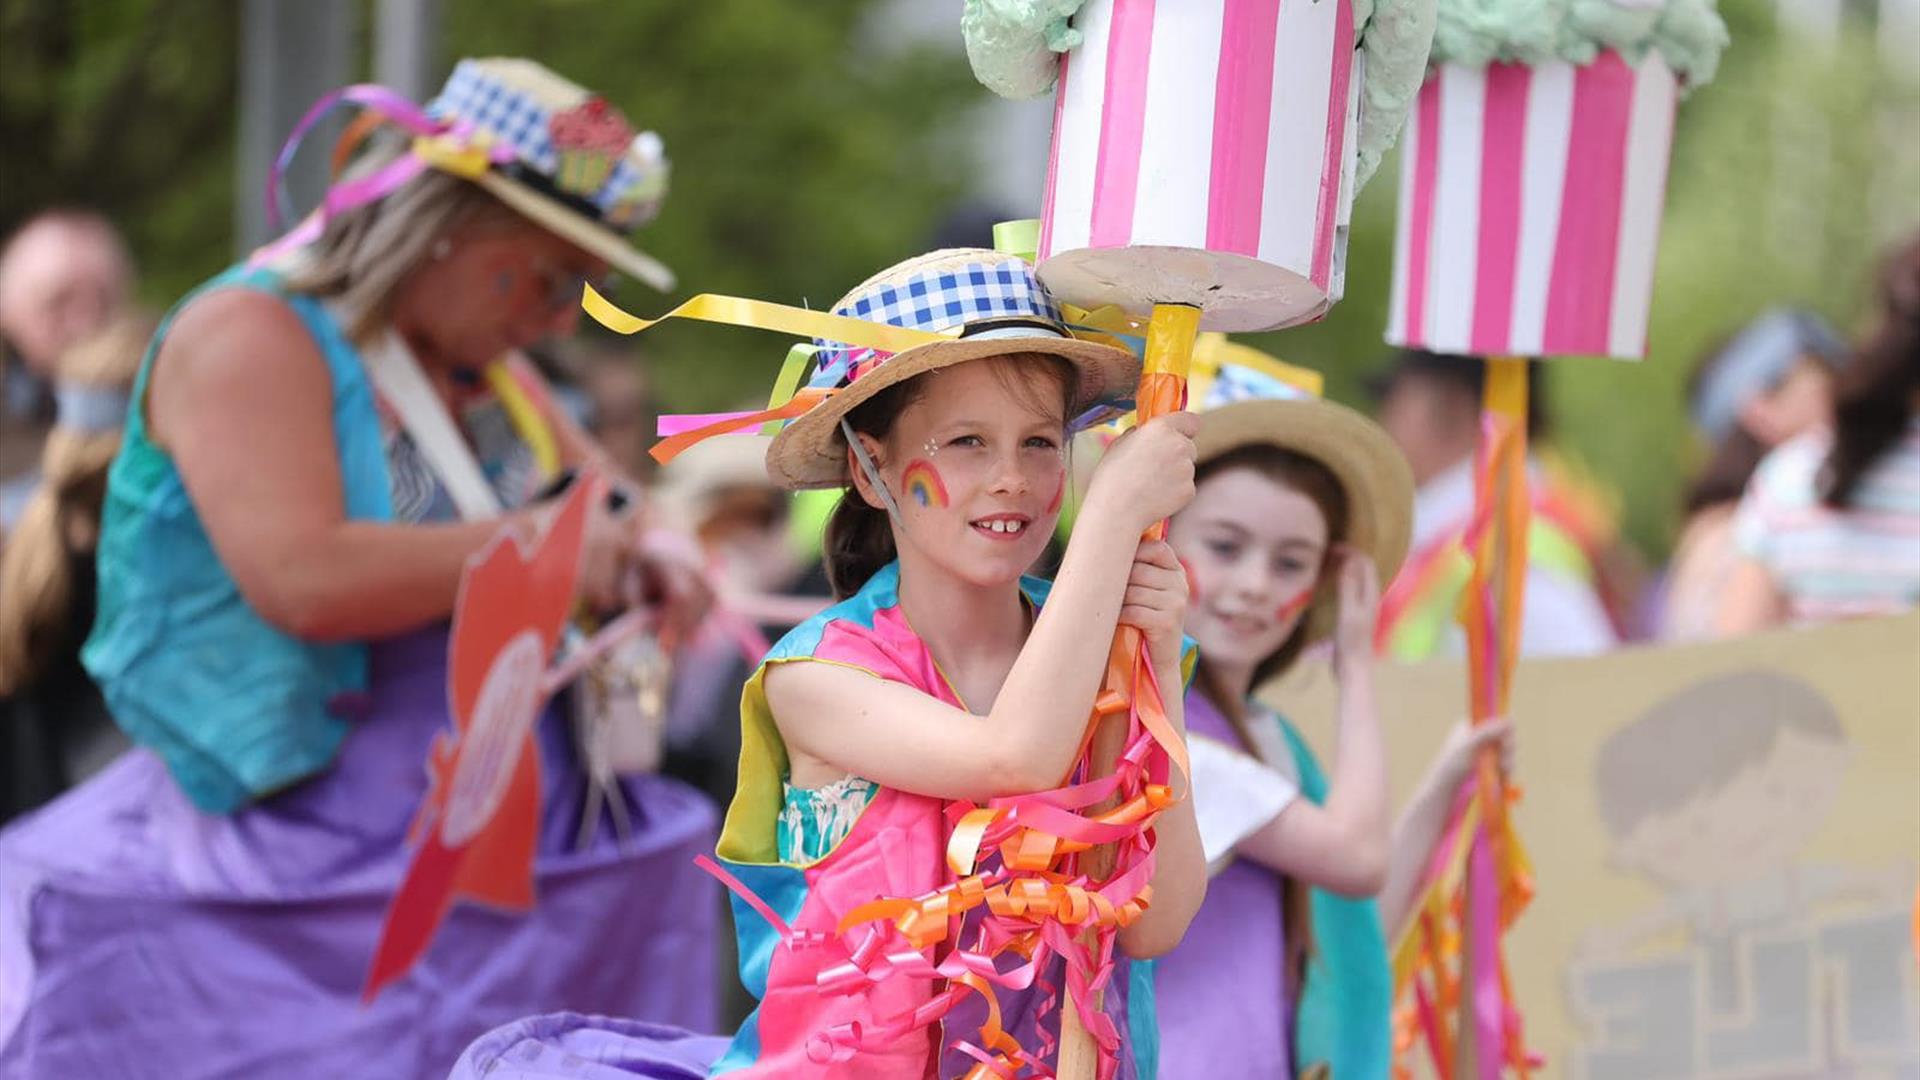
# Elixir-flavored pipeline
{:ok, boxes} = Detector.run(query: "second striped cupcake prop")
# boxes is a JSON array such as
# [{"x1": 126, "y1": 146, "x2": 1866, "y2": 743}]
[{"x1": 1380, "y1": 3, "x2": 1729, "y2": 1075}]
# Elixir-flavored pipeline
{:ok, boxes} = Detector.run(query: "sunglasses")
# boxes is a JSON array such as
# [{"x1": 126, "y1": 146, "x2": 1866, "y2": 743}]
[{"x1": 532, "y1": 258, "x2": 619, "y2": 313}]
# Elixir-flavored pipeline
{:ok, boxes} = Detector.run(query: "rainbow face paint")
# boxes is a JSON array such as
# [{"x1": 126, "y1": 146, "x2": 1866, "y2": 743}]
[
  {"x1": 1044, "y1": 472, "x2": 1067, "y2": 515},
  {"x1": 901, "y1": 459, "x2": 949, "y2": 509}
]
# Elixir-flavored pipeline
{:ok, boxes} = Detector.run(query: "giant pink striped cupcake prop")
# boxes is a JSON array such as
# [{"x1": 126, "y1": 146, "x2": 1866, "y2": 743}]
[
  {"x1": 1385, "y1": 50, "x2": 1684, "y2": 360},
  {"x1": 1034, "y1": 0, "x2": 1368, "y2": 332}
]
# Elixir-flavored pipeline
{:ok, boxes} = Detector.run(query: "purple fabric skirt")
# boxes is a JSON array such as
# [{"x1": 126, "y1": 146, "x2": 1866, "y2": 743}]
[
  {"x1": 0, "y1": 628, "x2": 720, "y2": 1079},
  {"x1": 450, "y1": 1014, "x2": 730, "y2": 1079}
]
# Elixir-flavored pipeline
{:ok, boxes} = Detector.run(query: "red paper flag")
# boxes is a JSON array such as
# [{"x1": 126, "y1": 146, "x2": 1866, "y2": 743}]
[{"x1": 362, "y1": 476, "x2": 595, "y2": 1000}]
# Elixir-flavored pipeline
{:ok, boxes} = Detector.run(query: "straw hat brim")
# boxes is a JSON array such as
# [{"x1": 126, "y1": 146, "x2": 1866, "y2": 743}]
[
  {"x1": 476, "y1": 172, "x2": 676, "y2": 293},
  {"x1": 1194, "y1": 398, "x2": 1415, "y2": 646},
  {"x1": 764, "y1": 335, "x2": 1139, "y2": 490}
]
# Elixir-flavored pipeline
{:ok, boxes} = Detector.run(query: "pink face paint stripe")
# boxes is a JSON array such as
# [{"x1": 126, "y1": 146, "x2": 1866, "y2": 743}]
[
  {"x1": 1206, "y1": 0, "x2": 1282, "y2": 256},
  {"x1": 1470, "y1": 63, "x2": 1531, "y2": 355},
  {"x1": 1038, "y1": 47, "x2": 1071, "y2": 260},
  {"x1": 1403, "y1": 76, "x2": 1443, "y2": 346},
  {"x1": 1276, "y1": 584, "x2": 1316, "y2": 624},
  {"x1": 1543, "y1": 52, "x2": 1634, "y2": 357},
  {"x1": 1045, "y1": 472, "x2": 1066, "y2": 515},
  {"x1": 1309, "y1": 0, "x2": 1356, "y2": 290},
  {"x1": 1088, "y1": 0, "x2": 1156, "y2": 249}
]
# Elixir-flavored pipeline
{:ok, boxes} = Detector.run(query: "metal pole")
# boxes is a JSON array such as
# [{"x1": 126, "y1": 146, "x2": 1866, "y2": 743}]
[
  {"x1": 376, "y1": 0, "x2": 442, "y2": 103},
  {"x1": 234, "y1": 0, "x2": 359, "y2": 254}
]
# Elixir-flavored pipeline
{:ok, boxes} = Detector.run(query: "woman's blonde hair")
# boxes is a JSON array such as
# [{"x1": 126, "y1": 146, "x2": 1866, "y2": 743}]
[
  {"x1": 0, "y1": 310, "x2": 155, "y2": 694},
  {"x1": 270, "y1": 134, "x2": 523, "y2": 340}
]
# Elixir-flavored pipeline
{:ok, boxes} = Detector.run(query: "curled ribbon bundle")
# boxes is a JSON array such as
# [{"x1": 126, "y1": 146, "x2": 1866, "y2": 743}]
[{"x1": 1391, "y1": 361, "x2": 1540, "y2": 1080}]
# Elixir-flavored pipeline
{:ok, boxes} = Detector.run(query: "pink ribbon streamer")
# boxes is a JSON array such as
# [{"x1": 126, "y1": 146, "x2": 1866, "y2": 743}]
[{"x1": 254, "y1": 83, "x2": 515, "y2": 265}]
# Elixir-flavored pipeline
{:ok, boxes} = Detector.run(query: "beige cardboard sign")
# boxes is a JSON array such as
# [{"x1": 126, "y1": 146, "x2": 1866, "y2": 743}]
[{"x1": 1269, "y1": 612, "x2": 1920, "y2": 1078}]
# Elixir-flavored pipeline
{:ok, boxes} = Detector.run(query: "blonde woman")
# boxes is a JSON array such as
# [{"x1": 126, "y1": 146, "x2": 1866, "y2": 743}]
[
  {"x1": 0, "y1": 312, "x2": 148, "y2": 822},
  {"x1": 0, "y1": 60, "x2": 718, "y2": 1075}
]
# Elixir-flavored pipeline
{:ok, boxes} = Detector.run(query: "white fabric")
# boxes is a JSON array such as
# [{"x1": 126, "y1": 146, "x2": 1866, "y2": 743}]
[
  {"x1": 355, "y1": 328, "x2": 504, "y2": 522},
  {"x1": 1188, "y1": 733, "x2": 1299, "y2": 869}
]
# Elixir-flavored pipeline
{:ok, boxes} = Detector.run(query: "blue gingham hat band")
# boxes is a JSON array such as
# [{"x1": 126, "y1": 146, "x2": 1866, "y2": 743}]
[
  {"x1": 807, "y1": 257, "x2": 1068, "y2": 391},
  {"x1": 427, "y1": 59, "x2": 666, "y2": 230}
]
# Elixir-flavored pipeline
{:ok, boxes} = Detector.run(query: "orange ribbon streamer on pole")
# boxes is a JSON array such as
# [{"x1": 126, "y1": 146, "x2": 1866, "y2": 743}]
[{"x1": 1391, "y1": 357, "x2": 1539, "y2": 1080}]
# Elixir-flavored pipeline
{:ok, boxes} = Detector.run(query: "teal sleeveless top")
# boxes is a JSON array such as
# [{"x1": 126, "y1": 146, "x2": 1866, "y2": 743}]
[
  {"x1": 1278, "y1": 718, "x2": 1396, "y2": 1078},
  {"x1": 81, "y1": 266, "x2": 395, "y2": 814}
]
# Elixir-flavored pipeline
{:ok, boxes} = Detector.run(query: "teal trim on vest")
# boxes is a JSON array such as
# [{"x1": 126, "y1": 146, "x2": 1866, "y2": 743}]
[
  {"x1": 81, "y1": 266, "x2": 395, "y2": 814},
  {"x1": 1276, "y1": 716, "x2": 1395, "y2": 1079},
  {"x1": 1127, "y1": 956, "x2": 1160, "y2": 1080}
]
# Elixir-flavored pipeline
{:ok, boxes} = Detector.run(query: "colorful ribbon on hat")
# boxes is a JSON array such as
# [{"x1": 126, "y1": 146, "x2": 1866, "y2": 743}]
[
  {"x1": 251, "y1": 84, "x2": 520, "y2": 268},
  {"x1": 581, "y1": 282, "x2": 1146, "y2": 466},
  {"x1": 1390, "y1": 358, "x2": 1540, "y2": 1080}
]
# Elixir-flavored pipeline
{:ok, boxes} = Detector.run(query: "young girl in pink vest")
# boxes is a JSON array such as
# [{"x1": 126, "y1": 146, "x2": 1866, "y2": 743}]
[{"x1": 453, "y1": 248, "x2": 1207, "y2": 1079}]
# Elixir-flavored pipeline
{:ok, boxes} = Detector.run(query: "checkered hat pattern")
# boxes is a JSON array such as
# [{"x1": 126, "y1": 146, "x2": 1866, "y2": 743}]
[
  {"x1": 806, "y1": 257, "x2": 1068, "y2": 392},
  {"x1": 428, "y1": 59, "x2": 666, "y2": 229}
]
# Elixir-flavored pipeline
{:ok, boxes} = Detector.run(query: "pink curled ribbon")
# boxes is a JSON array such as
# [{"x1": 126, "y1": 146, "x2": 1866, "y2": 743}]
[{"x1": 252, "y1": 84, "x2": 517, "y2": 266}]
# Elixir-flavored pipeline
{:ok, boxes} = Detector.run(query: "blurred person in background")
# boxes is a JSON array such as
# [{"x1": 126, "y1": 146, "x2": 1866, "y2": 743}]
[
  {"x1": 578, "y1": 337, "x2": 661, "y2": 485},
  {"x1": 0, "y1": 59, "x2": 721, "y2": 1076},
  {"x1": 1718, "y1": 233, "x2": 1920, "y2": 633},
  {"x1": 0, "y1": 312, "x2": 150, "y2": 823},
  {"x1": 1372, "y1": 351, "x2": 1621, "y2": 659},
  {"x1": 0, "y1": 210, "x2": 134, "y2": 538},
  {"x1": 653, "y1": 434, "x2": 829, "y2": 805},
  {"x1": 1661, "y1": 309, "x2": 1849, "y2": 640}
]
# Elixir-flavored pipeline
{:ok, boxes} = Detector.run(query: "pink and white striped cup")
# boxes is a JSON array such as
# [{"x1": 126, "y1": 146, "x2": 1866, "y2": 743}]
[
  {"x1": 1385, "y1": 50, "x2": 1680, "y2": 361},
  {"x1": 1036, "y1": 0, "x2": 1365, "y2": 332}
]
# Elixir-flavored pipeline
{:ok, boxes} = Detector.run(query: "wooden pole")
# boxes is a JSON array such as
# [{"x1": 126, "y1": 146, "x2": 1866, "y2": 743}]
[{"x1": 1056, "y1": 302, "x2": 1200, "y2": 1079}]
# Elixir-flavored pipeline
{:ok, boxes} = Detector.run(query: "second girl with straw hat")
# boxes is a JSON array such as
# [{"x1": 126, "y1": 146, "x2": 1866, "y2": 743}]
[{"x1": 1156, "y1": 358, "x2": 1512, "y2": 1078}]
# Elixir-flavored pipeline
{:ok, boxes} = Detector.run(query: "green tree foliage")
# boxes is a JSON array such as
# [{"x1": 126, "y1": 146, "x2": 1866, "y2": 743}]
[
  {"x1": 0, "y1": 0, "x2": 239, "y2": 304},
  {"x1": 1, "y1": 0, "x2": 980, "y2": 401},
  {"x1": 445, "y1": 0, "x2": 982, "y2": 407}
]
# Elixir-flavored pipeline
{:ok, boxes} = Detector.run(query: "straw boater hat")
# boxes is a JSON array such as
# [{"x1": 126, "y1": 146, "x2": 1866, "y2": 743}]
[
  {"x1": 426, "y1": 59, "x2": 674, "y2": 290},
  {"x1": 269, "y1": 58, "x2": 675, "y2": 291},
  {"x1": 1191, "y1": 352, "x2": 1415, "y2": 645},
  {"x1": 765, "y1": 248, "x2": 1140, "y2": 489}
]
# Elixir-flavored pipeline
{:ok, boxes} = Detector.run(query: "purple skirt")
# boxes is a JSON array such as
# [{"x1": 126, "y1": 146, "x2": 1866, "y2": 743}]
[
  {"x1": 0, "y1": 628, "x2": 720, "y2": 1079},
  {"x1": 450, "y1": 1014, "x2": 730, "y2": 1079}
]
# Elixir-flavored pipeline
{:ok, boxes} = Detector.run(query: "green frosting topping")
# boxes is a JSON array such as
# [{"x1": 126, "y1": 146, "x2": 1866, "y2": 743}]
[{"x1": 1432, "y1": 0, "x2": 1728, "y2": 87}]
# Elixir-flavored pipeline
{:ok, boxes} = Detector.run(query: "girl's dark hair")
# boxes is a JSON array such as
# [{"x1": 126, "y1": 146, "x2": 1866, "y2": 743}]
[
  {"x1": 1684, "y1": 426, "x2": 1769, "y2": 515},
  {"x1": 1186, "y1": 442, "x2": 1349, "y2": 1004},
  {"x1": 821, "y1": 353, "x2": 1075, "y2": 599},
  {"x1": 1820, "y1": 234, "x2": 1920, "y2": 509}
]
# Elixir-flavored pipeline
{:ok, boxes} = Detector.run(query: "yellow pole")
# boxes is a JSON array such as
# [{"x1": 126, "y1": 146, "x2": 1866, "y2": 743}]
[{"x1": 1056, "y1": 302, "x2": 1200, "y2": 1079}]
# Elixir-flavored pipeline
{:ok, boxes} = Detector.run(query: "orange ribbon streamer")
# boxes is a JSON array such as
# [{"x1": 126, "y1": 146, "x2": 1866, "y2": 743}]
[{"x1": 1391, "y1": 358, "x2": 1539, "y2": 1080}]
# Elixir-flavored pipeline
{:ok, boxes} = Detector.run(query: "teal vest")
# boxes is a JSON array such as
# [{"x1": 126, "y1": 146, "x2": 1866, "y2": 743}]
[{"x1": 82, "y1": 266, "x2": 395, "y2": 813}]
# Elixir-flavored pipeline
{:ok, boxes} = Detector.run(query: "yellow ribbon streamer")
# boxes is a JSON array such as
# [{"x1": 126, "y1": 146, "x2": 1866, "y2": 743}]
[
  {"x1": 484, "y1": 362, "x2": 561, "y2": 480},
  {"x1": 581, "y1": 284, "x2": 957, "y2": 356}
]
